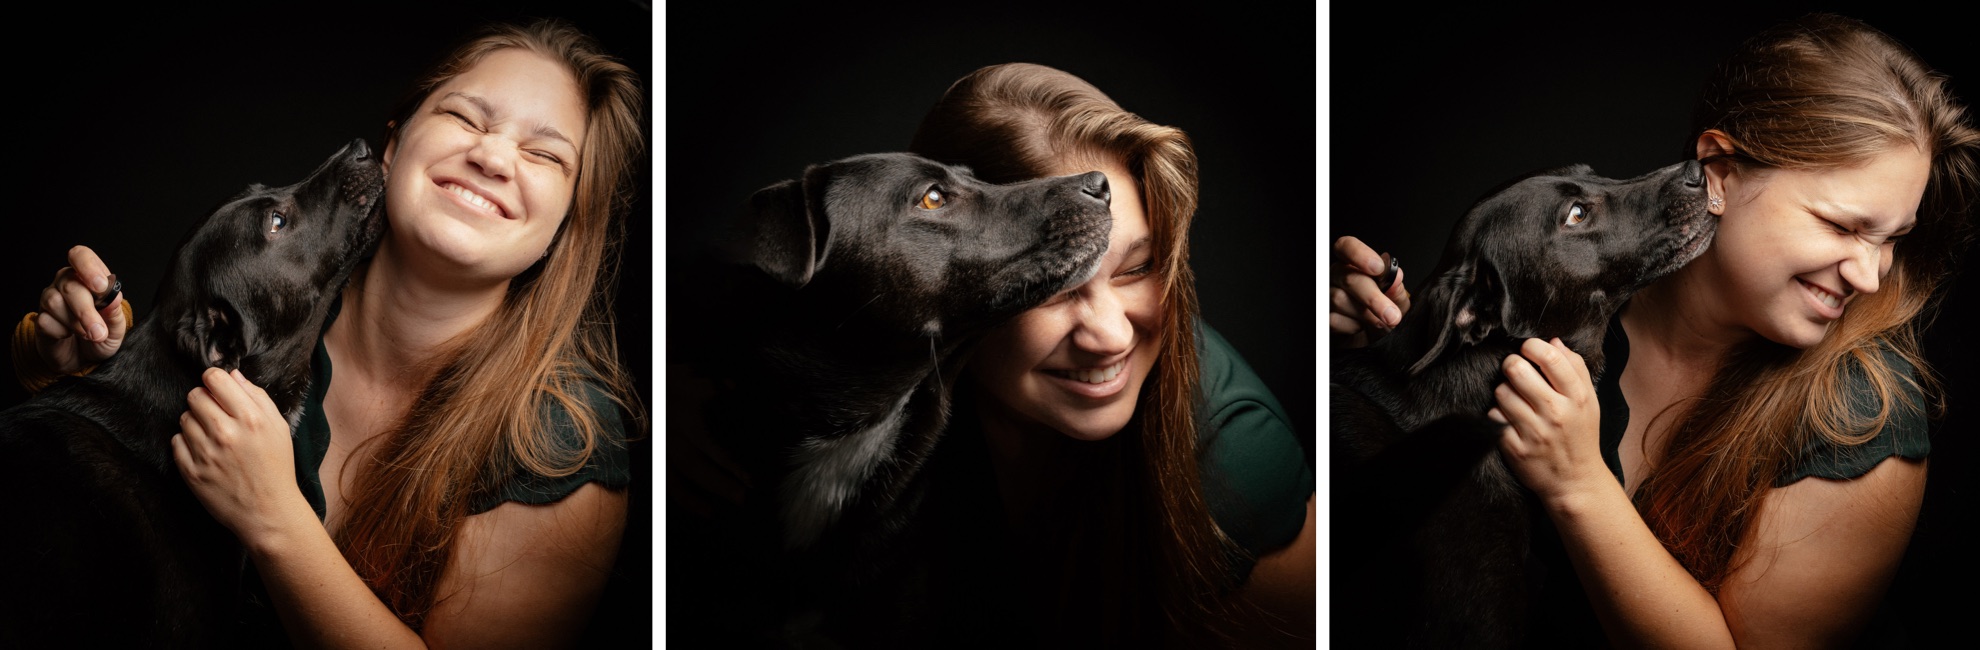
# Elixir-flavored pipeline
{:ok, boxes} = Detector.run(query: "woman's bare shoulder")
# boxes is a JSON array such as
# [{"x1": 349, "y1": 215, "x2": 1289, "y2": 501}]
[
  {"x1": 1719, "y1": 455, "x2": 1926, "y2": 647},
  {"x1": 423, "y1": 482, "x2": 629, "y2": 648}
]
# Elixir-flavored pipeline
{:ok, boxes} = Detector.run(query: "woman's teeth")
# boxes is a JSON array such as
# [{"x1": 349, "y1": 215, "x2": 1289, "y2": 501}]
[
  {"x1": 445, "y1": 183, "x2": 503, "y2": 216},
  {"x1": 1054, "y1": 360, "x2": 1125, "y2": 384},
  {"x1": 1802, "y1": 279, "x2": 1843, "y2": 309}
]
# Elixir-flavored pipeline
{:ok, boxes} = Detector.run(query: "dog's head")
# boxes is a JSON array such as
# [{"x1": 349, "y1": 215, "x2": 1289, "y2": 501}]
[
  {"x1": 157, "y1": 138, "x2": 385, "y2": 414},
  {"x1": 722, "y1": 152, "x2": 1113, "y2": 340},
  {"x1": 1409, "y1": 160, "x2": 1713, "y2": 375}
]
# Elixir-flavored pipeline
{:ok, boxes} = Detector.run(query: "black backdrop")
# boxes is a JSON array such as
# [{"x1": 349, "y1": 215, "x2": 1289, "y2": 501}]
[
  {"x1": 2, "y1": 2, "x2": 652, "y2": 645},
  {"x1": 1333, "y1": 2, "x2": 1973, "y2": 645}
]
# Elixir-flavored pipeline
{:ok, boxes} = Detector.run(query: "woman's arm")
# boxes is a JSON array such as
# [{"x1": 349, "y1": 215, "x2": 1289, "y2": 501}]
[
  {"x1": 176, "y1": 367, "x2": 626, "y2": 649},
  {"x1": 422, "y1": 483, "x2": 627, "y2": 646},
  {"x1": 1496, "y1": 338, "x2": 1926, "y2": 648},
  {"x1": 1231, "y1": 494, "x2": 1316, "y2": 648}
]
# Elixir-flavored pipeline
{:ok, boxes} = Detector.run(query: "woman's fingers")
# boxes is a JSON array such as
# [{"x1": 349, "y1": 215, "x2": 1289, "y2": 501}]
[
  {"x1": 1517, "y1": 337, "x2": 1591, "y2": 401},
  {"x1": 35, "y1": 286, "x2": 74, "y2": 340},
  {"x1": 1331, "y1": 237, "x2": 1406, "y2": 330},
  {"x1": 199, "y1": 368, "x2": 258, "y2": 418},
  {"x1": 1332, "y1": 236, "x2": 1386, "y2": 277},
  {"x1": 1329, "y1": 311, "x2": 1363, "y2": 336},
  {"x1": 1494, "y1": 378, "x2": 1540, "y2": 433},
  {"x1": 53, "y1": 246, "x2": 117, "y2": 342},
  {"x1": 185, "y1": 384, "x2": 228, "y2": 436},
  {"x1": 1500, "y1": 352, "x2": 1560, "y2": 412},
  {"x1": 66, "y1": 245, "x2": 114, "y2": 295}
]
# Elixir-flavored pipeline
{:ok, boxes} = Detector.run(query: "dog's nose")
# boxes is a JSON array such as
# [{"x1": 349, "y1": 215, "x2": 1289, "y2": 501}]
[
  {"x1": 1681, "y1": 159, "x2": 1704, "y2": 188},
  {"x1": 344, "y1": 138, "x2": 372, "y2": 161},
  {"x1": 1081, "y1": 172, "x2": 1110, "y2": 203}
]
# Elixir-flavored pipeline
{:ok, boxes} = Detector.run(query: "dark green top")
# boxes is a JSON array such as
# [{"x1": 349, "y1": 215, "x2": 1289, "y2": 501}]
[
  {"x1": 927, "y1": 319, "x2": 1311, "y2": 571},
  {"x1": 896, "y1": 318, "x2": 1311, "y2": 646},
  {"x1": 1195, "y1": 321, "x2": 1314, "y2": 573},
  {"x1": 1594, "y1": 314, "x2": 1931, "y2": 489},
  {"x1": 290, "y1": 303, "x2": 631, "y2": 520}
]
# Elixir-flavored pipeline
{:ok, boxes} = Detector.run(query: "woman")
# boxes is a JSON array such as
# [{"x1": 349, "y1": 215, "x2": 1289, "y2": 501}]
[
  {"x1": 904, "y1": 62, "x2": 1316, "y2": 647},
  {"x1": 1333, "y1": 13, "x2": 1976, "y2": 646},
  {"x1": 18, "y1": 19, "x2": 645, "y2": 647}
]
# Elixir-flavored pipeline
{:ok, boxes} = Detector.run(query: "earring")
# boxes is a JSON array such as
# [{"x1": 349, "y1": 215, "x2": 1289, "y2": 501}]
[{"x1": 1709, "y1": 196, "x2": 1724, "y2": 212}]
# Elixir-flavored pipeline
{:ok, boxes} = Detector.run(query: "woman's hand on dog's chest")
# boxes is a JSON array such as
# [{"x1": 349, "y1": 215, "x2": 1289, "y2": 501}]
[{"x1": 1489, "y1": 337, "x2": 1607, "y2": 505}]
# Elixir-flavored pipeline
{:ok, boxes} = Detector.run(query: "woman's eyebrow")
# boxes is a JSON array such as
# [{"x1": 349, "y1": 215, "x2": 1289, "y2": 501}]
[{"x1": 441, "y1": 92, "x2": 577, "y2": 150}]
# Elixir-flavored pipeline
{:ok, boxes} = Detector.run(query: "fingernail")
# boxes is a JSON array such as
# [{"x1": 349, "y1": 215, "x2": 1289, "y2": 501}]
[
  {"x1": 1383, "y1": 306, "x2": 1401, "y2": 326},
  {"x1": 91, "y1": 322, "x2": 106, "y2": 341},
  {"x1": 92, "y1": 275, "x2": 107, "y2": 293},
  {"x1": 1488, "y1": 408, "x2": 1506, "y2": 423}
]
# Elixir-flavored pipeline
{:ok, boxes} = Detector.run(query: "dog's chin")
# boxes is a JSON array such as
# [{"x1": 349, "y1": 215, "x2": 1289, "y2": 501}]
[
  {"x1": 1645, "y1": 210, "x2": 1718, "y2": 281},
  {"x1": 983, "y1": 244, "x2": 1108, "y2": 316},
  {"x1": 333, "y1": 195, "x2": 389, "y2": 273},
  {"x1": 356, "y1": 198, "x2": 388, "y2": 255},
  {"x1": 1064, "y1": 251, "x2": 1106, "y2": 291}
]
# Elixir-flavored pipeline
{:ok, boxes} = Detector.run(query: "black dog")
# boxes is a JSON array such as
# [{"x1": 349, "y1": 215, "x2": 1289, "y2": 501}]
[
  {"x1": 672, "y1": 152, "x2": 1113, "y2": 645},
  {"x1": 0, "y1": 139, "x2": 385, "y2": 648},
  {"x1": 1331, "y1": 160, "x2": 1712, "y2": 648}
]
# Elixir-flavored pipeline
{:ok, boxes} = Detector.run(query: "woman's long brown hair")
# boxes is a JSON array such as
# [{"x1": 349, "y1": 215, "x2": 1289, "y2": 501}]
[
  {"x1": 910, "y1": 62, "x2": 1243, "y2": 644},
  {"x1": 331, "y1": 19, "x2": 646, "y2": 628},
  {"x1": 1635, "y1": 13, "x2": 1978, "y2": 592}
]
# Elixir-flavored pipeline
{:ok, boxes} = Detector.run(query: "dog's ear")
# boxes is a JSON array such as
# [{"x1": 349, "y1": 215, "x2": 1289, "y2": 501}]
[
  {"x1": 1408, "y1": 259, "x2": 1504, "y2": 375},
  {"x1": 174, "y1": 301, "x2": 247, "y2": 371},
  {"x1": 725, "y1": 167, "x2": 833, "y2": 288}
]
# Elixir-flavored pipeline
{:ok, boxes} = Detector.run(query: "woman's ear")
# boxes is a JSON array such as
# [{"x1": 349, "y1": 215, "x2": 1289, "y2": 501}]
[
  {"x1": 382, "y1": 121, "x2": 399, "y2": 173},
  {"x1": 1696, "y1": 130, "x2": 1736, "y2": 215}
]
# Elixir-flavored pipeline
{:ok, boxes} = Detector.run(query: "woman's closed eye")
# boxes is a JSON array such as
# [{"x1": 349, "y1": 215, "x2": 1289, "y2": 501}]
[
  {"x1": 526, "y1": 149, "x2": 566, "y2": 167},
  {"x1": 444, "y1": 109, "x2": 484, "y2": 132}
]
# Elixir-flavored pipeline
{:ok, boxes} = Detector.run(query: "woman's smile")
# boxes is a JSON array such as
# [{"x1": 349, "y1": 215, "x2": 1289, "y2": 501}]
[
  {"x1": 1042, "y1": 353, "x2": 1132, "y2": 398},
  {"x1": 437, "y1": 179, "x2": 510, "y2": 220},
  {"x1": 1796, "y1": 276, "x2": 1847, "y2": 319}
]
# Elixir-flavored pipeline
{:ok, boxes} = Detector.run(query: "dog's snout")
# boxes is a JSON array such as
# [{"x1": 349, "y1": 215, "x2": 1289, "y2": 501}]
[
  {"x1": 1081, "y1": 171, "x2": 1110, "y2": 204},
  {"x1": 1681, "y1": 159, "x2": 1703, "y2": 188},
  {"x1": 346, "y1": 138, "x2": 372, "y2": 161}
]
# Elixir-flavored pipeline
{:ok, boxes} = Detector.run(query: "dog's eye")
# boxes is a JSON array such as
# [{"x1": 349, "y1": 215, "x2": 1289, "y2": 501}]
[
  {"x1": 918, "y1": 188, "x2": 946, "y2": 210},
  {"x1": 268, "y1": 212, "x2": 287, "y2": 234},
  {"x1": 1565, "y1": 204, "x2": 1588, "y2": 227}
]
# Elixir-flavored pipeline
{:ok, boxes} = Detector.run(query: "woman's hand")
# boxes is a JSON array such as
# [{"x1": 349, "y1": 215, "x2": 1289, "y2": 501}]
[
  {"x1": 1490, "y1": 337, "x2": 1607, "y2": 506},
  {"x1": 1329, "y1": 236, "x2": 1409, "y2": 347},
  {"x1": 35, "y1": 245, "x2": 128, "y2": 374},
  {"x1": 174, "y1": 367, "x2": 315, "y2": 546}
]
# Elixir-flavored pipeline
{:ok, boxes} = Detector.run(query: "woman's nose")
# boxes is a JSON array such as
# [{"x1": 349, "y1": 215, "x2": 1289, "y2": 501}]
[
  {"x1": 1071, "y1": 286, "x2": 1134, "y2": 357},
  {"x1": 1841, "y1": 239, "x2": 1883, "y2": 296},
  {"x1": 465, "y1": 135, "x2": 517, "y2": 181}
]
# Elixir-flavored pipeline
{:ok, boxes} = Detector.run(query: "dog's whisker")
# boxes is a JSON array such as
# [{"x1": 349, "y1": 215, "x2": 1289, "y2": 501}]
[
  {"x1": 929, "y1": 335, "x2": 943, "y2": 397},
  {"x1": 837, "y1": 293, "x2": 886, "y2": 331}
]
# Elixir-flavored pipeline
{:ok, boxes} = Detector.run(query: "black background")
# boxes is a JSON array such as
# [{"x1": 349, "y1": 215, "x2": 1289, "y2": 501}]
[
  {"x1": 2, "y1": 2, "x2": 652, "y2": 645},
  {"x1": 1333, "y1": 1, "x2": 1973, "y2": 645}
]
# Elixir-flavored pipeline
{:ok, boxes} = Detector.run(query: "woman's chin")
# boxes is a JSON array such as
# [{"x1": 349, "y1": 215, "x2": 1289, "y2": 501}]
[{"x1": 1046, "y1": 407, "x2": 1134, "y2": 442}]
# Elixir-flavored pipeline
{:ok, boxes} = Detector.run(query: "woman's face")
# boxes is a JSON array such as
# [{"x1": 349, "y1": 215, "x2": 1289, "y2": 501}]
[
  {"x1": 381, "y1": 47, "x2": 587, "y2": 286},
  {"x1": 968, "y1": 156, "x2": 1164, "y2": 441},
  {"x1": 1698, "y1": 145, "x2": 1930, "y2": 348}
]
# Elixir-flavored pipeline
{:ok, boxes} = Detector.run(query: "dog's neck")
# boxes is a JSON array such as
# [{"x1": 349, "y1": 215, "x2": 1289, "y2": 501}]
[
  {"x1": 52, "y1": 316, "x2": 213, "y2": 475},
  {"x1": 1347, "y1": 318, "x2": 1608, "y2": 433}
]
